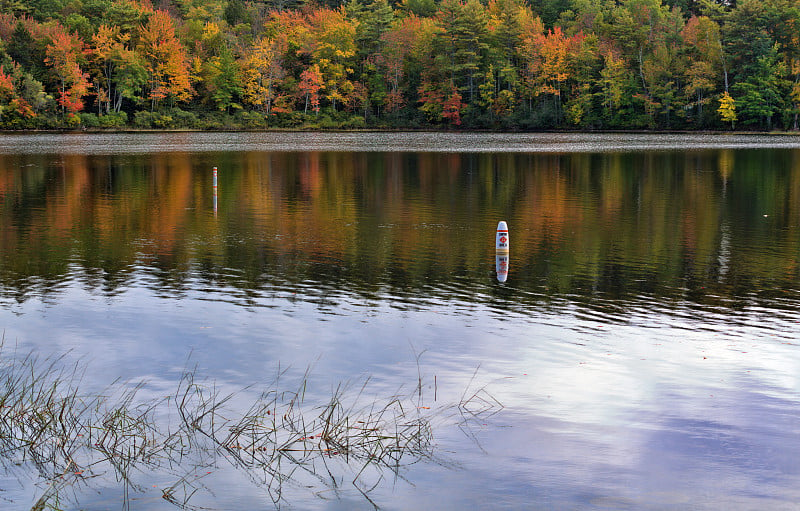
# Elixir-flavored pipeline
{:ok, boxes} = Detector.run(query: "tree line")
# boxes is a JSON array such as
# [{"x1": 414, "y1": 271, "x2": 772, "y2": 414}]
[{"x1": 0, "y1": 0, "x2": 798, "y2": 131}]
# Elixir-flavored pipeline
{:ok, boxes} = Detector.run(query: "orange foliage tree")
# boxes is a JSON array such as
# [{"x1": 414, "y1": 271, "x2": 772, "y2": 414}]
[
  {"x1": 299, "y1": 64, "x2": 324, "y2": 114},
  {"x1": 137, "y1": 10, "x2": 193, "y2": 109},
  {"x1": 45, "y1": 27, "x2": 93, "y2": 115},
  {"x1": 0, "y1": 65, "x2": 15, "y2": 122}
]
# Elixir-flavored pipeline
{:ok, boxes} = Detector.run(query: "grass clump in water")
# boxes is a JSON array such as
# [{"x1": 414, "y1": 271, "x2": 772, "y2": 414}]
[{"x1": 0, "y1": 346, "x2": 501, "y2": 510}]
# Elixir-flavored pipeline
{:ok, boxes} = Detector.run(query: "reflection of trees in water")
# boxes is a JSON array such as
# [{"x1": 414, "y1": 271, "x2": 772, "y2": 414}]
[
  {"x1": 2, "y1": 149, "x2": 800, "y2": 312},
  {"x1": 0, "y1": 349, "x2": 498, "y2": 509}
]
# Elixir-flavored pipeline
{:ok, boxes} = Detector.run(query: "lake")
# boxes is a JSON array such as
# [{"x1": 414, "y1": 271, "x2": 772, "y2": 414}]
[{"x1": 1, "y1": 132, "x2": 800, "y2": 510}]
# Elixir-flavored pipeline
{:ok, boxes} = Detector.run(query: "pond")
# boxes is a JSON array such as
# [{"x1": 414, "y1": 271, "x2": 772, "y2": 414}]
[{"x1": 1, "y1": 132, "x2": 800, "y2": 509}]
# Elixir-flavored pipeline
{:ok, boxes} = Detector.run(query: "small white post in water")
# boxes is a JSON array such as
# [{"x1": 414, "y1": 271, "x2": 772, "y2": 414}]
[
  {"x1": 213, "y1": 167, "x2": 218, "y2": 216},
  {"x1": 496, "y1": 221, "x2": 509, "y2": 252}
]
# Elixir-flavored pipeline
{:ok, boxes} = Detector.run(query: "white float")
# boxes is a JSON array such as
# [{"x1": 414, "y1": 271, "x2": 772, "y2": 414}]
[
  {"x1": 496, "y1": 221, "x2": 509, "y2": 252},
  {"x1": 496, "y1": 221, "x2": 509, "y2": 282}
]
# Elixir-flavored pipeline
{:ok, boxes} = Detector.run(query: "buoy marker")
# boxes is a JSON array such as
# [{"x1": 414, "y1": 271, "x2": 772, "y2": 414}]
[
  {"x1": 496, "y1": 221, "x2": 509, "y2": 252},
  {"x1": 495, "y1": 221, "x2": 509, "y2": 282}
]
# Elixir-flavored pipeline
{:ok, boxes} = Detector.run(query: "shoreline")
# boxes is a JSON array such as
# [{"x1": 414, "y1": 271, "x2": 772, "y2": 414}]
[{"x1": 2, "y1": 127, "x2": 800, "y2": 136}]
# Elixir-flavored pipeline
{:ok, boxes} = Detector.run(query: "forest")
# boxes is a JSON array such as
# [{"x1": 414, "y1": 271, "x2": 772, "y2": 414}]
[{"x1": 0, "y1": 0, "x2": 798, "y2": 131}]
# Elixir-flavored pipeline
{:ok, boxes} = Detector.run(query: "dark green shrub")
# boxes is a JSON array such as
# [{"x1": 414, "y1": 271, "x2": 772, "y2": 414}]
[
  {"x1": 133, "y1": 111, "x2": 156, "y2": 128},
  {"x1": 78, "y1": 113, "x2": 100, "y2": 127},
  {"x1": 98, "y1": 111, "x2": 128, "y2": 127}
]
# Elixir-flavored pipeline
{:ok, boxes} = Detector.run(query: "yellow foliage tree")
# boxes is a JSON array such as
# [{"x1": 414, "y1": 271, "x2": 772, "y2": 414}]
[{"x1": 718, "y1": 91, "x2": 737, "y2": 128}]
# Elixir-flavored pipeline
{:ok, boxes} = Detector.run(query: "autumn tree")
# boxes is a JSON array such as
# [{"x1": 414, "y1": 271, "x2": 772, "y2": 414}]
[
  {"x1": 303, "y1": 7, "x2": 358, "y2": 111},
  {"x1": 681, "y1": 16, "x2": 724, "y2": 123},
  {"x1": 91, "y1": 24, "x2": 148, "y2": 114},
  {"x1": 378, "y1": 16, "x2": 419, "y2": 113},
  {"x1": 718, "y1": 90, "x2": 736, "y2": 127},
  {"x1": 519, "y1": 26, "x2": 584, "y2": 124},
  {"x1": 240, "y1": 35, "x2": 288, "y2": 114},
  {"x1": 137, "y1": 10, "x2": 193, "y2": 110},
  {"x1": 44, "y1": 26, "x2": 93, "y2": 115},
  {"x1": 0, "y1": 65, "x2": 17, "y2": 122},
  {"x1": 0, "y1": 56, "x2": 50, "y2": 124},
  {"x1": 91, "y1": 24, "x2": 118, "y2": 114},
  {"x1": 299, "y1": 64, "x2": 323, "y2": 114},
  {"x1": 441, "y1": 86, "x2": 465, "y2": 124},
  {"x1": 407, "y1": 15, "x2": 447, "y2": 122}
]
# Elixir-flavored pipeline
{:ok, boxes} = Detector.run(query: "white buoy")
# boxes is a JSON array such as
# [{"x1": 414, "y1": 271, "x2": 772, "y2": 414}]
[
  {"x1": 496, "y1": 221, "x2": 509, "y2": 252},
  {"x1": 495, "y1": 221, "x2": 509, "y2": 282},
  {"x1": 496, "y1": 254, "x2": 509, "y2": 283}
]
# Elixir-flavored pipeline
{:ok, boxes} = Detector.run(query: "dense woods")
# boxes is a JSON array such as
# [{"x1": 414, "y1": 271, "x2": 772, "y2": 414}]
[{"x1": 1, "y1": 0, "x2": 799, "y2": 130}]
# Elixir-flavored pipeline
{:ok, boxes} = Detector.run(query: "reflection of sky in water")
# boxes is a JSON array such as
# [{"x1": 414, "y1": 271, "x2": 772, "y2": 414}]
[{"x1": 2, "y1": 276, "x2": 799, "y2": 509}]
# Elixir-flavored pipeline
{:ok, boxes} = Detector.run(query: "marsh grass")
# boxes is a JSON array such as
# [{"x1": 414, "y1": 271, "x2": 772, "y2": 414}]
[{"x1": 0, "y1": 345, "x2": 501, "y2": 510}]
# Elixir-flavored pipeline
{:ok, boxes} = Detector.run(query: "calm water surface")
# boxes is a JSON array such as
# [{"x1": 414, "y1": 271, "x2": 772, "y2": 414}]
[{"x1": 1, "y1": 132, "x2": 800, "y2": 509}]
